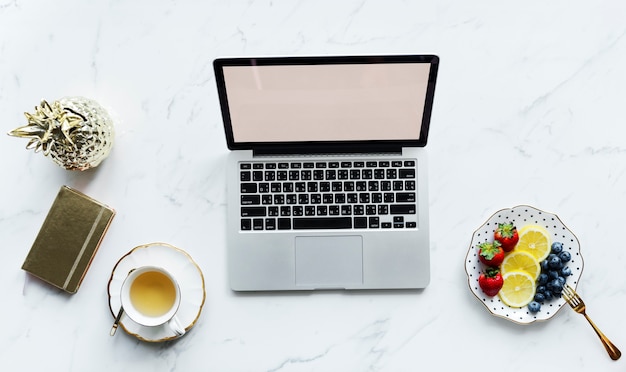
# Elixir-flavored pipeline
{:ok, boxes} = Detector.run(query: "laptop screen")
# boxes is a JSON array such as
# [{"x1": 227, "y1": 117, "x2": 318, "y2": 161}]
[{"x1": 214, "y1": 55, "x2": 438, "y2": 152}]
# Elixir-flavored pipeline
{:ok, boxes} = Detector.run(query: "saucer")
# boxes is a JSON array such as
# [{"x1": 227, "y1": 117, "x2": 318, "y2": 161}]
[{"x1": 107, "y1": 242, "x2": 206, "y2": 342}]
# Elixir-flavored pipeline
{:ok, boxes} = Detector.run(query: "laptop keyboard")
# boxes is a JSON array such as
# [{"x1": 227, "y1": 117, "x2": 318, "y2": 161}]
[{"x1": 238, "y1": 159, "x2": 418, "y2": 231}]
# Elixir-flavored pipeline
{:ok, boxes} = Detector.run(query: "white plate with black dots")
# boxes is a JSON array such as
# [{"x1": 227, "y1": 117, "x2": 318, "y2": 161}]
[{"x1": 464, "y1": 205, "x2": 584, "y2": 324}]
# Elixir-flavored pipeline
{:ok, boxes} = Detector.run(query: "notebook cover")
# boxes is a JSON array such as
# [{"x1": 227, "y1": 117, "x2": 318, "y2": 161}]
[{"x1": 21, "y1": 186, "x2": 115, "y2": 294}]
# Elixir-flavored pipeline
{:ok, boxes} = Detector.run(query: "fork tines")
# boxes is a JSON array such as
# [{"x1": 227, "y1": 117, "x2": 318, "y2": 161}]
[{"x1": 562, "y1": 284, "x2": 578, "y2": 304}]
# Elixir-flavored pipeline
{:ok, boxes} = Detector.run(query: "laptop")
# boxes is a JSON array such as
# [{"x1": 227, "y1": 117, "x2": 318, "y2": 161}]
[{"x1": 214, "y1": 54, "x2": 439, "y2": 291}]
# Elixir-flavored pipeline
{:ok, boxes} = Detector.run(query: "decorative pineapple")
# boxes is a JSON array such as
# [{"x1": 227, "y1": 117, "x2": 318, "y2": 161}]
[{"x1": 8, "y1": 97, "x2": 114, "y2": 171}]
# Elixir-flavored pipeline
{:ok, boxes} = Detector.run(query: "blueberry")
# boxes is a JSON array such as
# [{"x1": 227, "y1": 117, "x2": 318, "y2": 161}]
[
  {"x1": 549, "y1": 255, "x2": 563, "y2": 269},
  {"x1": 528, "y1": 301, "x2": 541, "y2": 313},
  {"x1": 536, "y1": 285, "x2": 547, "y2": 294},
  {"x1": 557, "y1": 276, "x2": 566, "y2": 286},
  {"x1": 561, "y1": 266, "x2": 572, "y2": 277},
  {"x1": 541, "y1": 260, "x2": 550, "y2": 271},
  {"x1": 538, "y1": 273, "x2": 549, "y2": 285},
  {"x1": 551, "y1": 242, "x2": 563, "y2": 254},
  {"x1": 534, "y1": 292, "x2": 546, "y2": 302},
  {"x1": 548, "y1": 270, "x2": 560, "y2": 280},
  {"x1": 543, "y1": 290, "x2": 553, "y2": 301},
  {"x1": 558, "y1": 251, "x2": 571, "y2": 263},
  {"x1": 548, "y1": 279, "x2": 564, "y2": 294}
]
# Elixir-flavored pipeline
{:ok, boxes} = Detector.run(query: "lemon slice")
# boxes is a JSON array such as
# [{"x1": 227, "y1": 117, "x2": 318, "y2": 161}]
[
  {"x1": 516, "y1": 224, "x2": 551, "y2": 262},
  {"x1": 499, "y1": 271, "x2": 536, "y2": 308},
  {"x1": 501, "y1": 250, "x2": 540, "y2": 280}
]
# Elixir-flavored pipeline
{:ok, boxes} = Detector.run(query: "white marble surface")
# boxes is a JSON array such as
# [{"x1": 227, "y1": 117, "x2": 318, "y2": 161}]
[{"x1": 1, "y1": 0, "x2": 626, "y2": 370}]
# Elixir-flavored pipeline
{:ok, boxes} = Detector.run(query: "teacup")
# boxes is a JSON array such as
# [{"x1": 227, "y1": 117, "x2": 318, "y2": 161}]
[{"x1": 120, "y1": 266, "x2": 185, "y2": 336}]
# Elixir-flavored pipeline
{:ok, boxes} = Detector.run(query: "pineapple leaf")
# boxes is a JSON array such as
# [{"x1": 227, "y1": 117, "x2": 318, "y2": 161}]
[{"x1": 8, "y1": 124, "x2": 45, "y2": 138}]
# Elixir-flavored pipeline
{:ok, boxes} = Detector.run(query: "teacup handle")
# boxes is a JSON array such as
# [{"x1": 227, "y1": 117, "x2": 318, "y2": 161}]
[{"x1": 167, "y1": 315, "x2": 186, "y2": 337}]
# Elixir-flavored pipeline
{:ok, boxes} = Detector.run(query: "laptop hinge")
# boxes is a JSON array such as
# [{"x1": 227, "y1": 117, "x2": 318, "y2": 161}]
[{"x1": 253, "y1": 144, "x2": 403, "y2": 157}]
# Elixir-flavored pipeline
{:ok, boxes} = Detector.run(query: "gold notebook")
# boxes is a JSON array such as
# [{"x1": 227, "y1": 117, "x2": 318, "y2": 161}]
[{"x1": 22, "y1": 186, "x2": 115, "y2": 294}]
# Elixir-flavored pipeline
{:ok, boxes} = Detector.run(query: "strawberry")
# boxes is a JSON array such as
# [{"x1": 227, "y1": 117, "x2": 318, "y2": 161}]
[
  {"x1": 478, "y1": 241, "x2": 504, "y2": 267},
  {"x1": 494, "y1": 222, "x2": 519, "y2": 252},
  {"x1": 478, "y1": 267, "x2": 504, "y2": 296}
]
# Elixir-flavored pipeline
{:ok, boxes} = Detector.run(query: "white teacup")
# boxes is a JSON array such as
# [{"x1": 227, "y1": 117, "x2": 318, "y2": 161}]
[{"x1": 120, "y1": 266, "x2": 185, "y2": 336}]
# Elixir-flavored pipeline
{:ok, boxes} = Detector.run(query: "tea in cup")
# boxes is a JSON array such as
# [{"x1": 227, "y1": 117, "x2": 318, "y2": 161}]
[{"x1": 120, "y1": 266, "x2": 185, "y2": 336}]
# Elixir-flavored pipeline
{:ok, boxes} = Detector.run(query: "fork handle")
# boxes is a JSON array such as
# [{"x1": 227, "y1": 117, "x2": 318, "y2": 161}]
[{"x1": 583, "y1": 314, "x2": 622, "y2": 360}]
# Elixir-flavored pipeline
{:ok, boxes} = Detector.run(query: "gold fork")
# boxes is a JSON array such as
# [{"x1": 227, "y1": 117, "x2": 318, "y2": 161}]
[{"x1": 562, "y1": 284, "x2": 621, "y2": 360}]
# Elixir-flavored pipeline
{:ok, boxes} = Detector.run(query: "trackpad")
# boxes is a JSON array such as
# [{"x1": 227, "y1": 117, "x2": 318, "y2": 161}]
[{"x1": 295, "y1": 236, "x2": 363, "y2": 288}]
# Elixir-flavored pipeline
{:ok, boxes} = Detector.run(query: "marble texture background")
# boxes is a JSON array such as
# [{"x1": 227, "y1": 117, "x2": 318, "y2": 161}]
[{"x1": 1, "y1": 0, "x2": 626, "y2": 371}]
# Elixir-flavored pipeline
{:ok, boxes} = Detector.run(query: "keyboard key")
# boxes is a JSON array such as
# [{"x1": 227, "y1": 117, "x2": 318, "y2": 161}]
[
  {"x1": 399, "y1": 169, "x2": 416, "y2": 178},
  {"x1": 278, "y1": 218, "x2": 291, "y2": 230},
  {"x1": 274, "y1": 195, "x2": 284, "y2": 204},
  {"x1": 293, "y1": 217, "x2": 352, "y2": 229},
  {"x1": 369, "y1": 217, "x2": 380, "y2": 228},
  {"x1": 240, "y1": 171, "x2": 251, "y2": 181},
  {"x1": 241, "y1": 207, "x2": 266, "y2": 217},
  {"x1": 241, "y1": 183, "x2": 257, "y2": 193},
  {"x1": 241, "y1": 195, "x2": 260, "y2": 205},
  {"x1": 396, "y1": 192, "x2": 416, "y2": 202},
  {"x1": 390, "y1": 204, "x2": 417, "y2": 214},
  {"x1": 316, "y1": 205, "x2": 327, "y2": 215},
  {"x1": 253, "y1": 218, "x2": 264, "y2": 230},
  {"x1": 265, "y1": 218, "x2": 276, "y2": 230},
  {"x1": 311, "y1": 194, "x2": 321, "y2": 204},
  {"x1": 241, "y1": 219, "x2": 252, "y2": 230},
  {"x1": 354, "y1": 217, "x2": 367, "y2": 228},
  {"x1": 240, "y1": 163, "x2": 252, "y2": 169}
]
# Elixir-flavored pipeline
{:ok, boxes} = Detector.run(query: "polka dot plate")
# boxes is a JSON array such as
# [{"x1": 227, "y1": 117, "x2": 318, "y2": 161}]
[{"x1": 465, "y1": 205, "x2": 583, "y2": 324}]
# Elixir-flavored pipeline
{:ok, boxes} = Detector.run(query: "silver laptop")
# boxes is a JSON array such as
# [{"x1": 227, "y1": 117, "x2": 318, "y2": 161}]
[{"x1": 214, "y1": 54, "x2": 439, "y2": 291}]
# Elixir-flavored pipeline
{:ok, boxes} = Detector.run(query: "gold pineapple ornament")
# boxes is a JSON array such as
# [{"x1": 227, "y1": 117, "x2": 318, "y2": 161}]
[{"x1": 8, "y1": 97, "x2": 114, "y2": 171}]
